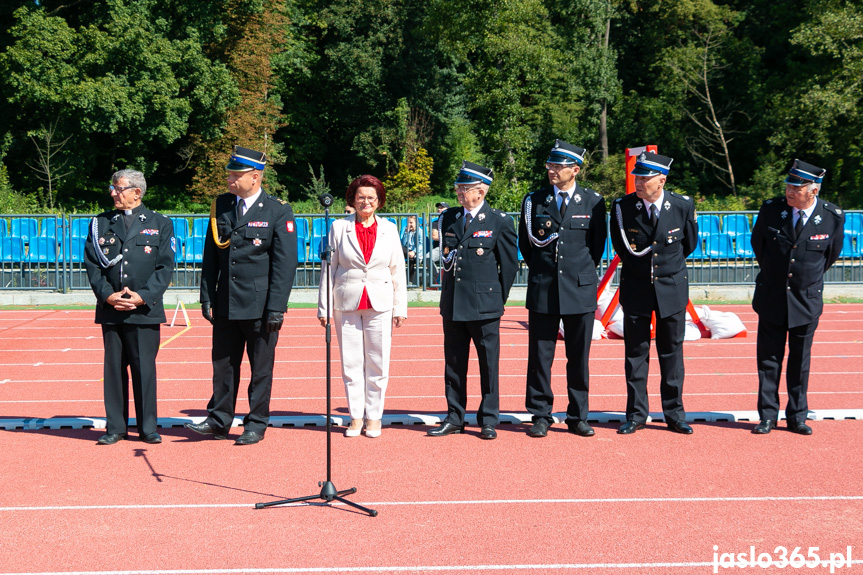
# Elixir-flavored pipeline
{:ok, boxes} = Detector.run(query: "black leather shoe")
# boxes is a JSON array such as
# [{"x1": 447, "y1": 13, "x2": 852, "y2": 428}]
[
  {"x1": 527, "y1": 418, "x2": 550, "y2": 438},
  {"x1": 234, "y1": 430, "x2": 264, "y2": 445},
  {"x1": 480, "y1": 425, "x2": 497, "y2": 440},
  {"x1": 752, "y1": 420, "x2": 776, "y2": 434},
  {"x1": 567, "y1": 420, "x2": 595, "y2": 437},
  {"x1": 617, "y1": 421, "x2": 645, "y2": 435},
  {"x1": 97, "y1": 433, "x2": 127, "y2": 445},
  {"x1": 427, "y1": 422, "x2": 463, "y2": 436},
  {"x1": 184, "y1": 421, "x2": 228, "y2": 440},
  {"x1": 788, "y1": 420, "x2": 813, "y2": 435},
  {"x1": 141, "y1": 432, "x2": 162, "y2": 444},
  {"x1": 667, "y1": 420, "x2": 694, "y2": 434}
]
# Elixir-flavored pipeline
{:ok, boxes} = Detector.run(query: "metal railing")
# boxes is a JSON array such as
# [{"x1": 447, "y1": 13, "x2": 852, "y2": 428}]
[{"x1": 2, "y1": 211, "x2": 861, "y2": 291}]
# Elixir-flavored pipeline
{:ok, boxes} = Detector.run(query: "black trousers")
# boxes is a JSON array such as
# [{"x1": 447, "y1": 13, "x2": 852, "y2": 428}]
[
  {"x1": 442, "y1": 317, "x2": 500, "y2": 426},
  {"x1": 101, "y1": 323, "x2": 160, "y2": 435},
  {"x1": 623, "y1": 309, "x2": 686, "y2": 424},
  {"x1": 756, "y1": 316, "x2": 819, "y2": 423},
  {"x1": 206, "y1": 316, "x2": 279, "y2": 435},
  {"x1": 525, "y1": 310, "x2": 592, "y2": 423}
]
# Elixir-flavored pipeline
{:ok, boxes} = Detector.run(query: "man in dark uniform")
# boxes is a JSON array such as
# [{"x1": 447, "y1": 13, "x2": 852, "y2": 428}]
[
  {"x1": 427, "y1": 161, "x2": 518, "y2": 440},
  {"x1": 84, "y1": 169, "x2": 175, "y2": 445},
  {"x1": 610, "y1": 152, "x2": 698, "y2": 435},
  {"x1": 519, "y1": 140, "x2": 607, "y2": 438},
  {"x1": 751, "y1": 160, "x2": 844, "y2": 435},
  {"x1": 186, "y1": 146, "x2": 298, "y2": 445}
]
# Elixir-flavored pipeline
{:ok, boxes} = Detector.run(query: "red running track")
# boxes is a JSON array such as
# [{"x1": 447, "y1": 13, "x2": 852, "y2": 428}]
[{"x1": 1, "y1": 304, "x2": 862, "y2": 574}]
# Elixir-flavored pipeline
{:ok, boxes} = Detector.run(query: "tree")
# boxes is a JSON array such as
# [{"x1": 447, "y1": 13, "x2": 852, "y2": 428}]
[{"x1": 26, "y1": 121, "x2": 73, "y2": 209}]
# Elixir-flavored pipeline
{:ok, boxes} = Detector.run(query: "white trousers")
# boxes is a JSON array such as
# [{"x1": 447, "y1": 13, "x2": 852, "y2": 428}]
[{"x1": 334, "y1": 308, "x2": 393, "y2": 420}]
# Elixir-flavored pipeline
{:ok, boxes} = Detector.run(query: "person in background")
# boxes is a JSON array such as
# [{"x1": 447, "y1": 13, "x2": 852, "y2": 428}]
[
  {"x1": 430, "y1": 201, "x2": 449, "y2": 278},
  {"x1": 187, "y1": 145, "x2": 298, "y2": 446},
  {"x1": 318, "y1": 175, "x2": 407, "y2": 437},
  {"x1": 401, "y1": 214, "x2": 425, "y2": 284},
  {"x1": 84, "y1": 169, "x2": 175, "y2": 445},
  {"x1": 751, "y1": 160, "x2": 844, "y2": 435}
]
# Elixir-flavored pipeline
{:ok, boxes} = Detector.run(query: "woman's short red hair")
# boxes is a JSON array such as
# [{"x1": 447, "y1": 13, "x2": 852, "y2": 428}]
[{"x1": 346, "y1": 175, "x2": 386, "y2": 208}]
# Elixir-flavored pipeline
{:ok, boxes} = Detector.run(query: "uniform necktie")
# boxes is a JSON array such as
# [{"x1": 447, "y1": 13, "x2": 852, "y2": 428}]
[
  {"x1": 795, "y1": 210, "x2": 805, "y2": 237},
  {"x1": 650, "y1": 204, "x2": 658, "y2": 227},
  {"x1": 464, "y1": 212, "x2": 473, "y2": 232},
  {"x1": 559, "y1": 192, "x2": 569, "y2": 212}
]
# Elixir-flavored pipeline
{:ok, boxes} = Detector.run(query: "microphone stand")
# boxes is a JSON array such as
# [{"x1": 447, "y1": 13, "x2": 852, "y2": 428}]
[{"x1": 256, "y1": 193, "x2": 377, "y2": 517}]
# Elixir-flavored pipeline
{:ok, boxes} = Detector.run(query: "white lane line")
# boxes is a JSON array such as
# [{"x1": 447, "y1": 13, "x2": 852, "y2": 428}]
[{"x1": 3, "y1": 494, "x2": 863, "y2": 512}]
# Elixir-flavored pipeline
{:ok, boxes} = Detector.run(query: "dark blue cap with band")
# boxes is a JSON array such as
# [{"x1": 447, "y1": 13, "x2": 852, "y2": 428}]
[
  {"x1": 455, "y1": 160, "x2": 494, "y2": 186},
  {"x1": 630, "y1": 152, "x2": 673, "y2": 177},
  {"x1": 546, "y1": 139, "x2": 585, "y2": 166},
  {"x1": 226, "y1": 146, "x2": 267, "y2": 172},
  {"x1": 784, "y1": 159, "x2": 826, "y2": 186}
]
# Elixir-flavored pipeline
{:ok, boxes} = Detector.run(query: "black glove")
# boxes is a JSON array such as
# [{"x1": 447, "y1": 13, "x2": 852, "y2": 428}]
[
  {"x1": 201, "y1": 303, "x2": 215, "y2": 325},
  {"x1": 265, "y1": 311, "x2": 284, "y2": 333}
]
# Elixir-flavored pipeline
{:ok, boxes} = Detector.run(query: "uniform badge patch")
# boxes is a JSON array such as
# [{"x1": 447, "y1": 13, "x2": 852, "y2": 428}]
[
  {"x1": 98, "y1": 238, "x2": 105, "y2": 245},
  {"x1": 253, "y1": 238, "x2": 262, "y2": 246},
  {"x1": 102, "y1": 248, "x2": 110, "y2": 255},
  {"x1": 478, "y1": 213, "x2": 486, "y2": 221},
  {"x1": 545, "y1": 195, "x2": 553, "y2": 204},
  {"x1": 443, "y1": 247, "x2": 450, "y2": 255},
  {"x1": 781, "y1": 210, "x2": 788, "y2": 219},
  {"x1": 144, "y1": 246, "x2": 152, "y2": 254},
  {"x1": 109, "y1": 237, "x2": 116, "y2": 244},
  {"x1": 636, "y1": 202, "x2": 643, "y2": 210},
  {"x1": 545, "y1": 220, "x2": 552, "y2": 227},
  {"x1": 170, "y1": 237, "x2": 176, "y2": 253},
  {"x1": 286, "y1": 221, "x2": 294, "y2": 232},
  {"x1": 664, "y1": 201, "x2": 671, "y2": 211},
  {"x1": 810, "y1": 234, "x2": 829, "y2": 240},
  {"x1": 476, "y1": 248, "x2": 484, "y2": 256},
  {"x1": 138, "y1": 214, "x2": 147, "y2": 222},
  {"x1": 573, "y1": 193, "x2": 581, "y2": 203},
  {"x1": 538, "y1": 229, "x2": 545, "y2": 236},
  {"x1": 473, "y1": 230, "x2": 493, "y2": 237},
  {"x1": 814, "y1": 215, "x2": 822, "y2": 225},
  {"x1": 141, "y1": 229, "x2": 159, "y2": 235},
  {"x1": 248, "y1": 221, "x2": 269, "y2": 228}
]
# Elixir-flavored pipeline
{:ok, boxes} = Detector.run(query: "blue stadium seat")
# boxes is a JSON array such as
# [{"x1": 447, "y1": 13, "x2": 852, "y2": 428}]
[
  {"x1": 734, "y1": 233, "x2": 755, "y2": 258},
  {"x1": 722, "y1": 214, "x2": 750, "y2": 238},
  {"x1": 704, "y1": 233, "x2": 735, "y2": 259},
  {"x1": 687, "y1": 237, "x2": 705, "y2": 259},
  {"x1": 173, "y1": 237, "x2": 185, "y2": 263},
  {"x1": 27, "y1": 237, "x2": 58, "y2": 263},
  {"x1": 11, "y1": 218, "x2": 39, "y2": 243},
  {"x1": 297, "y1": 234, "x2": 308, "y2": 263},
  {"x1": 191, "y1": 217, "x2": 208, "y2": 238},
  {"x1": 309, "y1": 236, "x2": 324, "y2": 263},
  {"x1": 184, "y1": 236, "x2": 205, "y2": 263},
  {"x1": 39, "y1": 217, "x2": 68, "y2": 241},
  {"x1": 1, "y1": 237, "x2": 26, "y2": 262},
  {"x1": 311, "y1": 218, "x2": 330, "y2": 239},
  {"x1": 171, "y1": 218, "x2": 190, "y2": 241},
  {"x1": 841, "y1": 232, "x2": 860, "y2": 258},
  {"x1": 844, "y1": 212, "x2": 863, "y2": 236},
  {"x1": 697, "y1": 214, "x2": 721, "y2": 238},
  {"x1": 0, "y1": 219, "x2": 7, "y2": 237},
  {"x1": 70, "y1": 218, "x2": 92, "y2": 239},
  {"x1": 62, "y1": 237, "x2": 86, "y2": 263},
  {"x1": 294, "y1": 217, "x2": 309, "y2": 239}
]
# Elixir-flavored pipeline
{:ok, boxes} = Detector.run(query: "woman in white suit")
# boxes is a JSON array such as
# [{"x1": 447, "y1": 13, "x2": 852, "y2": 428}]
[{"x1": 318, "y1": 175, "x2": 407, "y2": 437}]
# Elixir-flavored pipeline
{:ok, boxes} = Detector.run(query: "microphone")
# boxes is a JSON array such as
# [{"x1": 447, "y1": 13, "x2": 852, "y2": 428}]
[{"x1": 318, "y1": 193, "x2": 334, "y2": 208}]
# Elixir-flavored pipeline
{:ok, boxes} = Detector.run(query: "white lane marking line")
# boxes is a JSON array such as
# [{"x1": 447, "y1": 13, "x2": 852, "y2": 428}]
[{"x1": 3, "y1": 494, "x2": 863, "y2": 512}]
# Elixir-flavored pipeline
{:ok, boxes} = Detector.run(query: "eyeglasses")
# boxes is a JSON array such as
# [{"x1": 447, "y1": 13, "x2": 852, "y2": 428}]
[
  {"x1": 545, "y1": 163, "x2": 572, "y2": 172},
  {"x1": 355, "y1": 196, "x2": 378, "y2": 205},
  {"x1": 454, "y1": 185, "x2": 482, "y2": 195},
  {"x1": 109, "y1": 185, "x2": 137, "y2": 194}
]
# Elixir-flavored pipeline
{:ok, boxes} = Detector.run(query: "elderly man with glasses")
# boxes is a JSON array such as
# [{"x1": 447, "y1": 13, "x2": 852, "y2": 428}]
[
  {"x1": 83, "y1": 169, "x2": 175, "y2": 445},
  {"x1": 427, "y1": 161, "x2": 518, "y2": 440},
  {"x1": 518, "y1": 140, "x2": 607, "y2": 438},
  {"x1": 751, "y1": 160, "x2": 844, "y2": 435}
]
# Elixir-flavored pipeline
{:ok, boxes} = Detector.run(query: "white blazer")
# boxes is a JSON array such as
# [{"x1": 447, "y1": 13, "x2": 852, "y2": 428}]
[{"x1": 317, "y1": 215, "x2": 408, "y2": 317}]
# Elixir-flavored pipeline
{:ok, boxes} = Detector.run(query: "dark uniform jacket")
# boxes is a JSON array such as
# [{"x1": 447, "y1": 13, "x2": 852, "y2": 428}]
[
  {"x1": 751, "y1": 196, "x2": 844, "y2": 328},
  {"x1": 518, "y1": 184, "x2": 607, "y2": 315},
  {"x1": 200, "y1": 191, "x2": 298, "y2": 321},
  {"x1": 438, "y1": 202, "x2": 518, "y2": 322},
  {"x1": 610, "y1": 191, "x2": 698, "y2": 318},
  {"x1": 84, "y1": 205, "x2": 175, "y2": 325}
]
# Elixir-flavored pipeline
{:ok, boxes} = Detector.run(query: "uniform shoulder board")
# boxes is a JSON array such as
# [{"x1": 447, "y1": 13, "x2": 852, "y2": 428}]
[
  {"x1": 268, "y1": 195, "x2": 287, "y2": 205},
  {"x1": 594, "y1": 191, "x2": 601, "y2": 197},
  {"x1": 681, "y1": 194, "x2": 690, "y2": 201}
]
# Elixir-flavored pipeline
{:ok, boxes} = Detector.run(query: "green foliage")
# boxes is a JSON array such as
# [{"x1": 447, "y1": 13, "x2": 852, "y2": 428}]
[
  {"x1": 383, "y1": 147, "x2": 434, "y2": 206},
  {"x1": 300, "y1": 164, "x2": 332, "y2": 203}
]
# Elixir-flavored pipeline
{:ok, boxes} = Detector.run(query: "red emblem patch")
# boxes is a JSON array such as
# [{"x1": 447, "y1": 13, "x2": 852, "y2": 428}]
[{"x1": 286, "y1": 221, "x2": 295, "y2": 232}]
